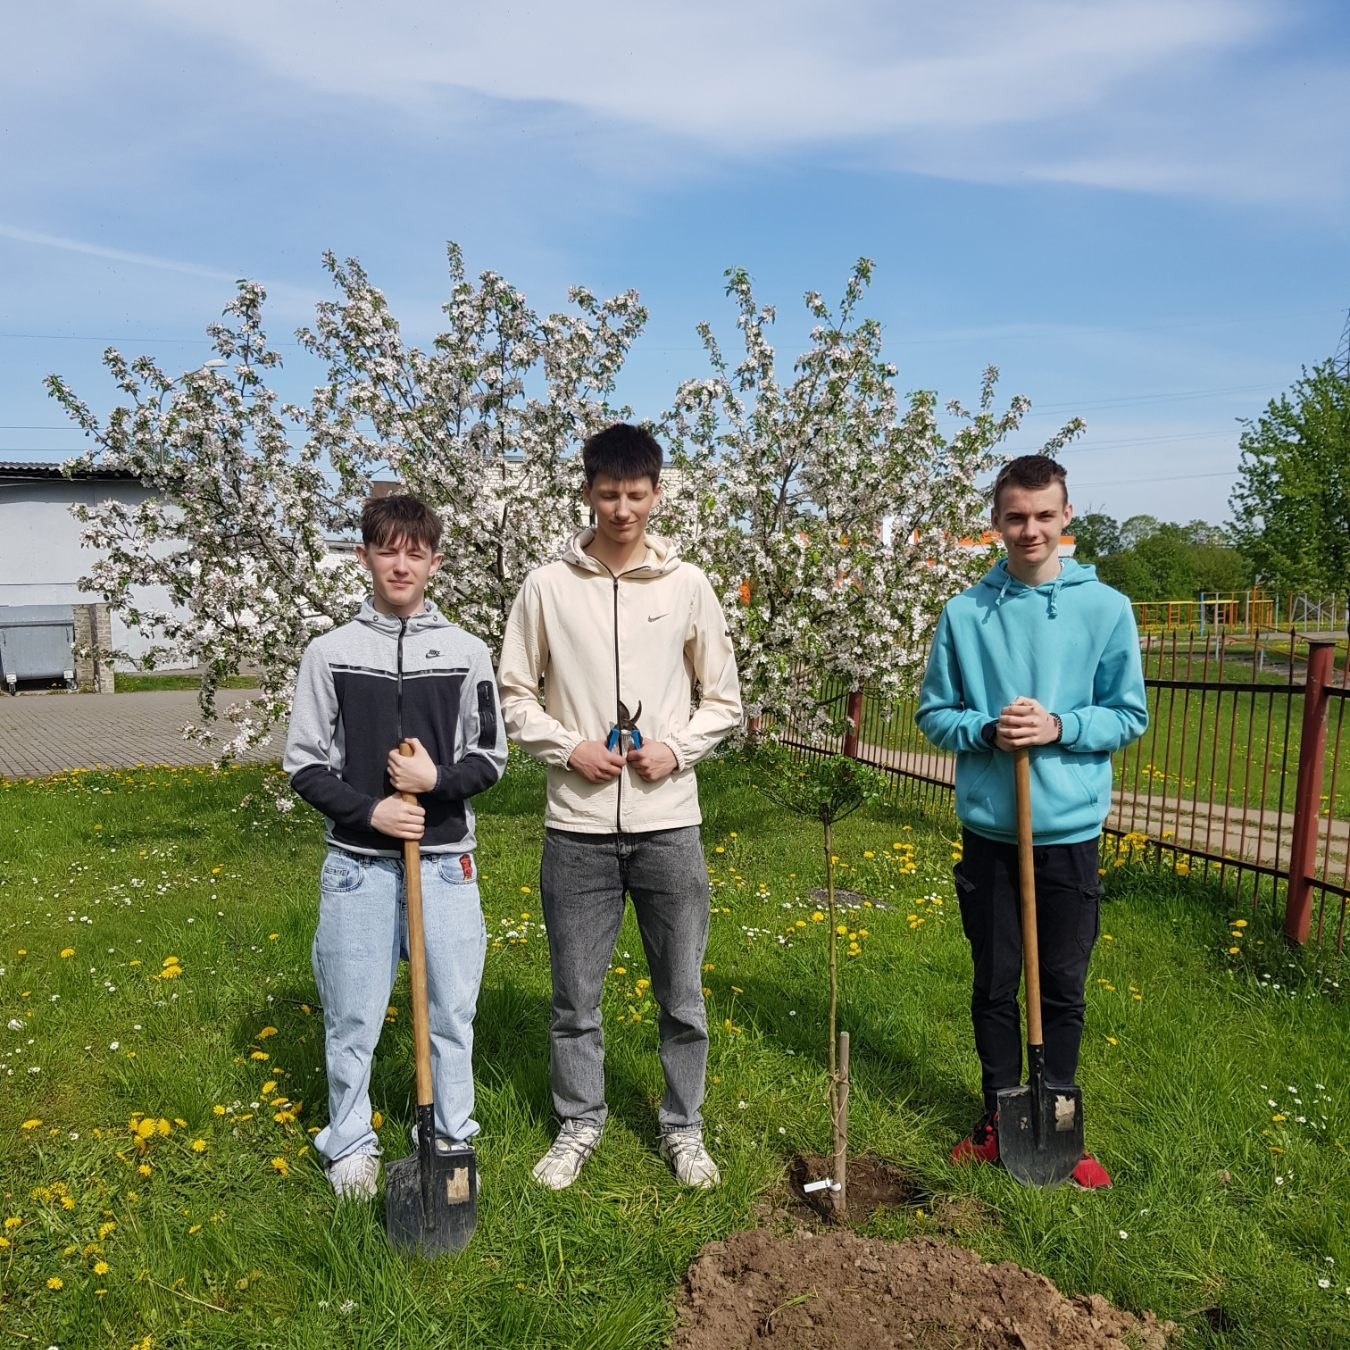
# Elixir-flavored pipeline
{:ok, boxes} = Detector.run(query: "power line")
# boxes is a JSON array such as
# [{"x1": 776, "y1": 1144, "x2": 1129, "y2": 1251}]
[
  {"x1": 1024, "y1": 383, "x2": 1269, "y2": 415},
  {"x1": 1072, "y1": 468, "x2": 1239, "y2": 488}
]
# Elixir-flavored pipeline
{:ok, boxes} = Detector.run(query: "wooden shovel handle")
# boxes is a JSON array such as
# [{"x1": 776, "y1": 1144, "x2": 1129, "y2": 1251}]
[
  {"x1": 400, "y1": 742, "x2": 434, "y2": 1109},
  {"x1": 1014, "y1": 748, "x2": 1044, "y2": 1047}
]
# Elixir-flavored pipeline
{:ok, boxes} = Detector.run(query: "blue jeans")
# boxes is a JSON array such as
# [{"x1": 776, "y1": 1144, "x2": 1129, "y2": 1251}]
[
  {"x1": 540, "y1": 826, "x2": 711, "y2": 1133},
  {"x1": 311, "y1": 847, "x2": 486, "y2": 1163}
]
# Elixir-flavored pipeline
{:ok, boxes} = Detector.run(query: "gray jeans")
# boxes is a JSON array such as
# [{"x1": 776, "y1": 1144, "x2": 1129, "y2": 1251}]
[{"x1": 540, "y1": 826, "x2": 711, "y2": 1133}]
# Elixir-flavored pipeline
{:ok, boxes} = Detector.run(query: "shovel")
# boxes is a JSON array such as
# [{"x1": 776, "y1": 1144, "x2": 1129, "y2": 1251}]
[
  {"x1": 997, "y1": 747, "x2": 1084, "y2": 1188},
  {"x1": 385, "y1": 740, "x2": 478, "y2": 1255}
]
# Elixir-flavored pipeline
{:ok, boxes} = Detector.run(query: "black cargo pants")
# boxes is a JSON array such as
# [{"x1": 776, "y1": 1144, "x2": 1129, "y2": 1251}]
[{"x1": 954, "y1": 828, "x2": 1103, "y2": 1114}]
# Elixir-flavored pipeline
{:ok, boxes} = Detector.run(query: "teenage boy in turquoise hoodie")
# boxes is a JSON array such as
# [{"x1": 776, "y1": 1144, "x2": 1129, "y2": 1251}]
[{"x1": 917, "y1": 454, "x2": 1147, "y2": 1188}]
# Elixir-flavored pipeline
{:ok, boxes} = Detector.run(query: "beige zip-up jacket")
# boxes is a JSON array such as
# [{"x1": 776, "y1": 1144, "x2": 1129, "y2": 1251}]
[{"x1": 498, "y1": 528, "x2": 742, "y2": 833}]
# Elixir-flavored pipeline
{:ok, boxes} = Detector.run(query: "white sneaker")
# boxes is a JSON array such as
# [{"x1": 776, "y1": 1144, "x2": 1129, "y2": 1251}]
[
  {"x1": 531, "y1": 1120, "x2": 603, "y2": 1191},
  {"x1": 328, "y1": 1151, "x2": 380, "y2": 1200},
  {"x1": 659, "y1": 1131, "x2": 720, "y2": 1189}
]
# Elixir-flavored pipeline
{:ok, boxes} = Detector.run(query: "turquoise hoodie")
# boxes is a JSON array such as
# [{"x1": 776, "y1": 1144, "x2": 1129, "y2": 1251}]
[{"x1": 916, "y1": 559, "x2": 1148, "y2": 846}]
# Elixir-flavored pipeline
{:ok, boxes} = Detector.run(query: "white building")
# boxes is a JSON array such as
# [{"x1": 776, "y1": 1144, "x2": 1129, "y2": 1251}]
[{"x1": 0, "y1": 460, "x2": 185, "y2": 670}]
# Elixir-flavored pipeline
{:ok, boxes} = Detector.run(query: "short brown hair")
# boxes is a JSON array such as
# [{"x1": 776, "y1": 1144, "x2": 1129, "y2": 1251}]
[
  {"x1": 360, "y1": 495, "x2": 443, "y2": 551},
  {"x1": 581, "y1": 423, "x2": 662, "y2": 487},
  {"x1": 992, "y1": 454, "x2": 1068, "y2": 511}
]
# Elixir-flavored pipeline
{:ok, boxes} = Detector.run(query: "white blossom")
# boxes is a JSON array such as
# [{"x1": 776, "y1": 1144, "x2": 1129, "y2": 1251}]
[{"x1": 51, "y1": 249, "x2": 1078, "y2": 758}]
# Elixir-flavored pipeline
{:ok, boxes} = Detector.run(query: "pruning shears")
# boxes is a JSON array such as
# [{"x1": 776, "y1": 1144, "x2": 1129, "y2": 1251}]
[{"x1": 606, "y1": 700, "x2": 643, "y2": 754}]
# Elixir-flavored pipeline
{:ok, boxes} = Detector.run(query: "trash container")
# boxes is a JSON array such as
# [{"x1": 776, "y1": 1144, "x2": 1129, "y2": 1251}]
[{"x1": 0, "y1": 606, "x2": 77, "y2": 693}]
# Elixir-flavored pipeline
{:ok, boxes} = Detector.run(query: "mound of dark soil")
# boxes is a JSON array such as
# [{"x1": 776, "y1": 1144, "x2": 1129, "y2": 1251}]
[{"x1": 673, "y1": 1228, "x2": 1174, "y2": 1350}]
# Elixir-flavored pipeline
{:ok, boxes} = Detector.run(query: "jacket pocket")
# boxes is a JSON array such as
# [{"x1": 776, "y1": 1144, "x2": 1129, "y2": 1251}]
[
  {"x1": 956, "y1": 752, "x2": 1009, "y2": 835},
  {"x1": 1031, "y1": 750, "x2": 1110, "y2": 835}
]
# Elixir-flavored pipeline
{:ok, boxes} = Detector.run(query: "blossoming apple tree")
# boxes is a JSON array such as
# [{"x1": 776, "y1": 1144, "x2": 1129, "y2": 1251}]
[
  {"x1": 659, "y1": 260, "x2": 1084, "y2": 741},
  {"x1": 46, "y1": 246, "x2": 645, "y2": 754},
  {"x1": 48, "y1": 248, "x2": 1080, "y2": 757}
]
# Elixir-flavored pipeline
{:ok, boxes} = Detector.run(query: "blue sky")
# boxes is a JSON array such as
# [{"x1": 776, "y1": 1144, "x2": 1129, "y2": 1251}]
[{"x1": 2, "y1": 0, "x2": 1347, "y2": 523}]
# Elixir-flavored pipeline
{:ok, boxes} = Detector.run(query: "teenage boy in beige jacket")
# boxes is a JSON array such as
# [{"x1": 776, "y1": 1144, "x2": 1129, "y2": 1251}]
[{"x1": 499, "y1": 423, "x2": 742, "y2": 1190}]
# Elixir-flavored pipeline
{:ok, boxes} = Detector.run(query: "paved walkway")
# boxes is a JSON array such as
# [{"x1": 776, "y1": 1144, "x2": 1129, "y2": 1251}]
[{"x1": 0, "y1": 689, "x2": 283, "y2": 779}]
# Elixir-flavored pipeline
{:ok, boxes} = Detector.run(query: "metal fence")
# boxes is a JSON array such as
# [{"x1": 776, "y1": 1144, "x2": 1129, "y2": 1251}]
[{"x1": 774, "y1": 631, "x2": 1350, "y2": 952}]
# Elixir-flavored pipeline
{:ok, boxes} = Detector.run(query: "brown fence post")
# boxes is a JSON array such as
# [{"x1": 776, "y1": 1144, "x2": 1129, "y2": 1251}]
[
  {"x1": 1284, "y1": 640, "x2": 1336, "y2": 945},
  {"x1": 842, "y1": 688, "x2": 864, "y2": 759}
]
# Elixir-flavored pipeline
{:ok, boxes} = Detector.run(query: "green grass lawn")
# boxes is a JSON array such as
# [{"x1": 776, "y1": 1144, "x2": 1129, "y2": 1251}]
[
  {"x1": 113, "y1": 674, "x2": 259, "y2": 693},
  {"x1": 1, "y1": 757, "x2": 1347, "y2": 1348}
]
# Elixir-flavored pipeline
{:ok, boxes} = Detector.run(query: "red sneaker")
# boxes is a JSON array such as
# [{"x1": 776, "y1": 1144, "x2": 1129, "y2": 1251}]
[
  {"x1": 950, "y1": 1113, "x2": 999, "y2": 1165},
  {"x1": 1071, "y1": 1154, "x2": 1112, "y2": 1189}
]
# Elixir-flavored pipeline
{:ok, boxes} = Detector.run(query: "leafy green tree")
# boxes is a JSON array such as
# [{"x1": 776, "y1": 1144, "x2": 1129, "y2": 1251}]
[
  {"x1": 1118, "y1": 513, "x2": 1162, "y2": 550},
  {"x1": 1098, "y1": 523, "x2": 1195, "y2": 601},
  {"x1": 1230, "y1": 360, "x2": 1350, "y2": 630},
  {"x1": 1067, "y1": 510, "x2": 1120, "y2": 561},
  {"x1": 1191, "y1": 543, "x2": 1250, "y2": 594}
]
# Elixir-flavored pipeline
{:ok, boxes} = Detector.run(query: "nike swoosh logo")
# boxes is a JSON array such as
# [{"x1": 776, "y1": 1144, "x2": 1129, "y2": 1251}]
[{"x1": 648, "y1": 613, "x2": 669, "y2": 623}]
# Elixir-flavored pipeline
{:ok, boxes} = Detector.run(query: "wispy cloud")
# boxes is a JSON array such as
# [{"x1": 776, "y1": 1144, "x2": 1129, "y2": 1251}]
[
  {"x1": 0, "y1": 224, "x2": 240, "y2": 282},
  {"x1": 102, "y1": 0, "x2": 1344, "y2": 207},
  {"x1": 0, "y1": 225, "x2": 325, "y2": 323}
]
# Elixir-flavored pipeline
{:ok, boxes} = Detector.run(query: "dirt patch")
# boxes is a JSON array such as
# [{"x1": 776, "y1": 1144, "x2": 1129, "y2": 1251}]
[
  {"x1": 787, "y1": 1152, "x2": 925, "y2": 1224},
  {"x1": 673, "y1": 1229, "x2": 1175, "y2": 1350}
]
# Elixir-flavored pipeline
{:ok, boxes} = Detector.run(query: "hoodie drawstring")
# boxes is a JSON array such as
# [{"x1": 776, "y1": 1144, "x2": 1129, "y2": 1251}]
[{"x1": 1047, "y1": 573, "x2": 1064, "y2": 618}]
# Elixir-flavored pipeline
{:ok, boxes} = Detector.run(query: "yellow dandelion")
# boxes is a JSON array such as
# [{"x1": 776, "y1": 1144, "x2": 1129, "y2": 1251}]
[
  {"x1": 212, "y1": 1104, "x2": 226, "y2": 1116},
  {"x1": 261, "y1": 1080, "x2": 276, "y2": 1096},
  {"x1": 156, "y1": 1118, "x2": 171, "y2": 1136},
  {"x1": 21, "y1": 1118, "x2": 42, "y2": 1130},
  {"x1": 3, "y1": 1217, "x2": 22, "y2": 1232},
  {"x1": 98, "y1": 1221, "x2": 115, "y2": 1239},
  {"x1": 188, "y1": 1224, "x2": 202, "y2": 1235},
  {"x1": 250, "y1": 1051, "x2": 270, "y2": 1061},
  {"x1": 270, "y1": 1157, "x2": 290, "y2": 1177},
  {"x1": 1229, "y1": 947, "x2": 1240, "y2": 955},
  {"x1": 60, "y1": 947, "x2": 75, "y2": 959},
  {"x1": 613, "y1": 966, "x2": 627, "y2": 976},
  {"x1": 191, "y1": 1138, "x2": 207, "y2": 1153},
  {"x1": 93, "y1": 1259, "x2": 110, "y2": 1275},
  {"x1": 1106, "y1": 1036, "x2": 1118, "y2": 1046},
  {"x1": 0, "y1": 1237, "x2": 8, "y2": 1250},
  {"x1": 1272, "y1": 1113, "x2": 1286, "y2": 1123},
  {"x1": 161, "y1": 955, "x2": 180, "y2": 967},
  {"x1": 268, "y1": 933, "x2": 279, "y2": 941},
  {"x1": 137, "y1": 1164, "x2": 153, "y2": 1178},
  {"x1": 1234, "y1": 918, "x2": 1249, "y2": 928},
  {"x1": 863, "y1": 851, "x2": 875, "y2": 860},
  {"x1": 810, "y1": 912, "x2": 824, "y2": 923},
  {"x1": 46, "y1": 1276, "x2": 63, "y2": 1291},
  {"x1": 257, "y1": 1026, "x2": 278, "y2": 1040}
]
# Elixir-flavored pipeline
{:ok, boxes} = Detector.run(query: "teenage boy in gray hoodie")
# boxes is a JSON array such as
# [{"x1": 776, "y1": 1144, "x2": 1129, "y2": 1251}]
[
  {"x1": 499, "y1": 423, "x2": 742, "y2": 1191},
  {"x1": 285, "y1": 495, "x2": 506, "y2": 1200}
]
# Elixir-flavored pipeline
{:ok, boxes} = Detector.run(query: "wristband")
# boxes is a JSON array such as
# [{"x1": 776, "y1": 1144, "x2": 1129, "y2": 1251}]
[{"x1": 1050, "y1": 713, "x2": 1063, "y2": 744}]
